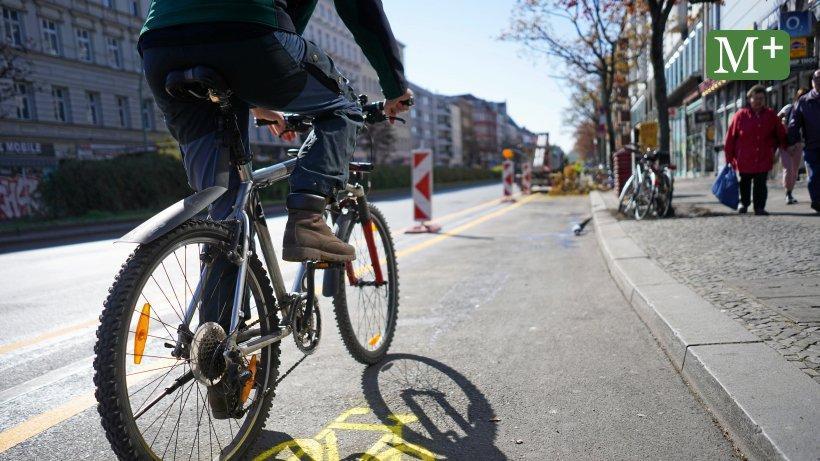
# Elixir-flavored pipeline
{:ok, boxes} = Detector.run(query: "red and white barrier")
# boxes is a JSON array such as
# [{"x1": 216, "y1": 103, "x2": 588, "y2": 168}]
[
  {"x1": 405, "y1": 149, "x2": 441, "y2": 233},
  {"x1": 502, "y1": 160, "x2": 515, "y2": 202},
  {"x1": 521, "y1": 162, "x2": 532, "y2": 195}
]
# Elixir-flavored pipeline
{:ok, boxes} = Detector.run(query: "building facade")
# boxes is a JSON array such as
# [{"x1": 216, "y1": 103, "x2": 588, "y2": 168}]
[{"x1": 629, "y1": 0, "x2": 820, "y2": 177}]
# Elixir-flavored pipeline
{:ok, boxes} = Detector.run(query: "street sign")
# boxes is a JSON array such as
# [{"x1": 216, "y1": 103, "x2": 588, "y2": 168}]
[
  {"x1": 780, "y1": 11, "x2": 813, "y2": 37},
  {"x1": 533, "y1": 133, "x2": 549, "y2": 169},
  {"x1": 637, "y1": 121, "x2": 658, "y2": 149},
  {"x1": 790, "y1": 37, "x2": 808, "y2": 59},
  {"x1": 411, "y1": 149, "x2": 433, "y2": 222}
]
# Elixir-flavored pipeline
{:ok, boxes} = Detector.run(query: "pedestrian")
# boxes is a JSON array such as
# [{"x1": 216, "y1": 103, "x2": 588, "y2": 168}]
[
  {"x1": 787, "y1": 69, "x2": 820, "y2": 214},
  {"x1": 777, "y1": 87, "x2": 809, "y2": 204},
  {"x1": 723, "y1": 84, "x2": 787, "y2": 215}
]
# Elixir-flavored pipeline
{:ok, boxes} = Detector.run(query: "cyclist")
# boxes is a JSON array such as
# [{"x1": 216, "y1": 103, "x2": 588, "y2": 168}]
[
  {"x1": 138, "y1": 0, "x2": 412, "y2": 418},
  {"x1": 139, "y1": 0, "x2": 413, "y2": 263}
]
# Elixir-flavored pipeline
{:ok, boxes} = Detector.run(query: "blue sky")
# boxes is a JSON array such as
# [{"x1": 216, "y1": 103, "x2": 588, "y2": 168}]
[{"x1": 382, "y1": 0, "x2": 573, "y2": 152}]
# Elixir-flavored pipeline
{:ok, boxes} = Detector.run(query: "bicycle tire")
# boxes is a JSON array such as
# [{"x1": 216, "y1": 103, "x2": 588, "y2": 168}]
[
  {"x1": 655, "y1": 173, "x2": 673, "y2": 218},
  {"x1": 618, "y1": 175, "x2": 636, "y2": 214},
  {"x1": 634, "y1": 173, "x2": 654, "y2": 220},
  {"x1": 94, "y1": 219, "x2": 280, "y2": 460},
  {"x1": 333, "y1": 204, "x2": 399, "y2": 365}
]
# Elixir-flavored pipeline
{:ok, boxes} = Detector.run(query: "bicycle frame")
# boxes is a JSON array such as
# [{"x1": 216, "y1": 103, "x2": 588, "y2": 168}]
[{"x1": 172, "y1": 155, "x2": 373, "y2": 360}]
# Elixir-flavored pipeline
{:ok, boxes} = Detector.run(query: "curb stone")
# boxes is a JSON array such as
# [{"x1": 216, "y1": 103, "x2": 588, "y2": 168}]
[{"x1": 589, "y1": 191, "x2": 820, "y2": 461}]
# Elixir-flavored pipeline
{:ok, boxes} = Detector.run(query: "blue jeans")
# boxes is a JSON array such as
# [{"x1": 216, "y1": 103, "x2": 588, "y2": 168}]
[
  {"x1": 805, "y1": 149, "x2": 819, "y2": 204},
  {"x1": 142, "y1": 28, "x2": 363, "y2": 220}
]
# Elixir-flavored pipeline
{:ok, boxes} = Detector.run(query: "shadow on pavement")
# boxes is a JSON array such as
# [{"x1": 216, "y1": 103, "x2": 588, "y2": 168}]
[
  {"x1": 439, "y1": 233, "x2": 495, "y2": 241},
  {"x1": 361, "y1": 353, "x2": 506, "y2": 460}
]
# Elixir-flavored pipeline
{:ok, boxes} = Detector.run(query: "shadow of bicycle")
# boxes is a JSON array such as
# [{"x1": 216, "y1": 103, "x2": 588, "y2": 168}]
[{"x1": 361, "y1": 353, "x2": 506, "y2": 460}]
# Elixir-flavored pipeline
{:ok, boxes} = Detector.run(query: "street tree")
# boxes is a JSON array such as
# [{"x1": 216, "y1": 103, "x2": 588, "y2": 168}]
[
  {"x1": 0, "y1": 41, "x2": 33, "y2": 119},
  {"x1": 503, "y1": 0, "x2": 631, "y2": 166},
  {"x1": 641, "y1": 0, "x2": 678, "y2": 154}
]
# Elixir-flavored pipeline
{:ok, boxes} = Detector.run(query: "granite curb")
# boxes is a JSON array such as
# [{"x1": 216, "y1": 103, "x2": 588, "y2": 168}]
[{"x1": 589, "y1": 191, "x2": 820, "y2": 461}]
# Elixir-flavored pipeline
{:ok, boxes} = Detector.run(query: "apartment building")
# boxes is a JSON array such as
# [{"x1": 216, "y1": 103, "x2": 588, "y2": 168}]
[
  {"x1": 0, "y1": 0, "x2": 162, "y2": 165},
  {"x1": 629, "y1": 0, "x2": 820, "y2": 176}
]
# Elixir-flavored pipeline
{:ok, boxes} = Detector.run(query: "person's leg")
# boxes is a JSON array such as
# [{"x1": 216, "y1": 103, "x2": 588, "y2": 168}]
[
  {"x1": 781, "y1": 149, "x2": 796, "y2": 201},
  {"x1": 752, "y1": 172, "x2": 768, "y2": 213},
  {"x1": 738, "y1": 173, "x2": 752, "y2": 211},
  {"x1": 804, "y1": 149, "x2": 820, "y2": 211},
  {"x1": 221, "y1": 31, "x2": 362, "y2": 261}
]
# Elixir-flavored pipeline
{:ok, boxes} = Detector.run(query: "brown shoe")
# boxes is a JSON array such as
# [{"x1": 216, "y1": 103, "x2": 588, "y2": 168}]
[{"x1": 282, "y1": 193, "x2": 355, "y2": 262}]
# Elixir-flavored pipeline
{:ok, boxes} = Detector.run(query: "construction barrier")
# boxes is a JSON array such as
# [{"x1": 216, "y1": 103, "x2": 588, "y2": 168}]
[
  {"x1": 521, "y1": 162, "x2": 532, "y2": 195},
  {"x1": 502, "y1": 160, "x2": 515, "y2": 202},
  {"x1": 405, "y1": 149, "x2": 441, "y2": 233}
]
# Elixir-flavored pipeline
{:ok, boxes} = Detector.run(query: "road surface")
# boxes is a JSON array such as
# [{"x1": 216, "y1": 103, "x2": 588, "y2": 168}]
[{"x1": 0, "y1": 183, "x2": 738, "y2": 459}]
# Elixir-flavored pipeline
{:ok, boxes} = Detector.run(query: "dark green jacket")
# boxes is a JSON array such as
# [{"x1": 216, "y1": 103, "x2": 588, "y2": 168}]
[{"x1": 142, "y1": 0, "x2": 406, "y2": 99}]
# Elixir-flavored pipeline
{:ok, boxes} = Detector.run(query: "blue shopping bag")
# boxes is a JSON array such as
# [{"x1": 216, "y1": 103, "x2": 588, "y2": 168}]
[{"x1": 712, "y1": 164, "x2": 739, "y2": 209}]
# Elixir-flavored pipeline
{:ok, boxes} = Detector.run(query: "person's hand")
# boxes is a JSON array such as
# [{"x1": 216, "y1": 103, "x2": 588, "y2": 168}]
[
  {"x1": 251, "y1": 108, "x2": 297, "y2": 142},
  {"x1": 384, "y1": 88, "x2": 414, "y2": 124}
]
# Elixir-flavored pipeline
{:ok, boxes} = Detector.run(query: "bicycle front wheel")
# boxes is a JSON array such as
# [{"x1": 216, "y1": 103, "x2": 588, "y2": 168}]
[
  {"x1": 634, "y1": 173, "x2": 654, "y2": 220},
  {"x1": 333, "y1": 204, "x2": 399, "y2": 364},
  {"x1": 94, "y1": 220, "x2": 280, "y2": 460}
]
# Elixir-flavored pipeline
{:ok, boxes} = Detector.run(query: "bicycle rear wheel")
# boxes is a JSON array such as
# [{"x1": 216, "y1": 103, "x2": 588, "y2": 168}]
[
  {"x1": 333, "y1": 204, "x2": 399, "y2": 364},
  {"x1": 655, "y1": 173, "x2": 673, "y2": 218},
  {"x1": 94, "y1": 220, "x2": 280, "y2": 460}
]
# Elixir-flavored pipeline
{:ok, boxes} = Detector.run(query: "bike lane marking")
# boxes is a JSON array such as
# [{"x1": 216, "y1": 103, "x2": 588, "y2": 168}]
[
  {"x1": 252, "y1": 406, "x2": 438, "y2": 461},
  {"x1": 0, "y1": 193, "x2": 543, "y2": 454}
]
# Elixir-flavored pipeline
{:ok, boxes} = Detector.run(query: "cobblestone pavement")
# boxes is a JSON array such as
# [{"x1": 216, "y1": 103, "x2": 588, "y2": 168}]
[{"x1": 619, "y1": 177, "x2": 820, "y2": 383}]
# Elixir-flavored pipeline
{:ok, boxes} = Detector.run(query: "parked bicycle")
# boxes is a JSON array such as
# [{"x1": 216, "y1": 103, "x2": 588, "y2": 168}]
[
  {"x1": 93, "y1": 65, "x2": 406, "y2": 460},
  {"x1": 617, "y1": 144, "x2": 676, "y2": 220}
]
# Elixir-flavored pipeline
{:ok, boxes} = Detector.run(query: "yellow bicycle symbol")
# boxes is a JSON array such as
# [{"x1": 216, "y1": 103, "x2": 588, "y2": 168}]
[{"x1": 254, "y1": 406, "x2": 439, "y2": 460}]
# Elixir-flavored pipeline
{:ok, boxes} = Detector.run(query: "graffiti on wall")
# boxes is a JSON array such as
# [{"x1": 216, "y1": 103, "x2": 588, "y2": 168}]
[{"x1": 0, "y1": 172, "x2": 41, "y2": 219}]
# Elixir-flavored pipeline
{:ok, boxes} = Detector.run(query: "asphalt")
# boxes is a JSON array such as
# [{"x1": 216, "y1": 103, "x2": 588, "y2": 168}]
[{"x1": 0, "y1": 184, "x2": 738, "y2": 460}]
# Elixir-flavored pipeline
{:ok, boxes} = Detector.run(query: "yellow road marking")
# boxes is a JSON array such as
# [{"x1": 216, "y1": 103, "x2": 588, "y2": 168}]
[
  {"x1": 397, "y1": 194, "x2": 539, "y2": 259},
  {"x1": 0, "y1": 193, "x2": 543, "y2": 454},
  {"x1": 0, "y1": 319, "x2": 99, "y2": 356},
  {"x1": 420, "y1": 196, "x2": 502, "y2": 225},
  {"x1": 254, "y1": 406, "x2": 437, "y2": 461},
  {"x1": 0, "y1": 393, "x2": 95, "y2": 452}
]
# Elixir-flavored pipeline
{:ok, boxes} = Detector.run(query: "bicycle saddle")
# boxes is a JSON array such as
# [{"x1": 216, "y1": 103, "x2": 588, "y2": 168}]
[{"x1": 165, "y1": 66, "x2": 229, "y2": 100}]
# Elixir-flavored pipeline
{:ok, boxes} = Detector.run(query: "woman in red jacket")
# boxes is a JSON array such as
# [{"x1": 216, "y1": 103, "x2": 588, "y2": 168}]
[{"x1": 724, "y1": 85, "x2": 788, "y2": 215}]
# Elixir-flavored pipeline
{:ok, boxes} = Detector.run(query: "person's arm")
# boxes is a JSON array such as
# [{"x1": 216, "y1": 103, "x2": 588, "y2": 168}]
[
  {"x1": 288, "y1": 0, "x2": 319, "y2": 35},
  {"x1": 787, "y1": 99, "x2": 803, "y2": 146},
  {"x1": 333, "y1": 0, "x2": 407, "y2": 99},
  {"x1": 774, "y1": 111, "x2": 788, "y2": 149},
  {"x1": 724, "y1": 113, "x2": 738, "y2": 166}
]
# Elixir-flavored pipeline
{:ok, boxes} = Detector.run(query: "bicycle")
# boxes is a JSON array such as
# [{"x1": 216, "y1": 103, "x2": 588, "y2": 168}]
[
  {"x1": 93, "y1": 65, "x2": 407, "y2": 460},
  {"x1": 617, "y1": 144, "x2": 675, "y2": 220}
]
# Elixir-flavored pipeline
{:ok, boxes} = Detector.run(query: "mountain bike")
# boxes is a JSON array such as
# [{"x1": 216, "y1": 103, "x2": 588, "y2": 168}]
[
  {"x1": 617, "y1": 144, "x2": 675, "y2": 220},
  {"x1": 93, "y1": 65, "x2": 406, "y2": 460}
]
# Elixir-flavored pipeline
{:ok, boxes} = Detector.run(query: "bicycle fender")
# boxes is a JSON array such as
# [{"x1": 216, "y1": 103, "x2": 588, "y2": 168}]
[{"x1": 118, "y1": 186, "x2": 228, "y2": 244}]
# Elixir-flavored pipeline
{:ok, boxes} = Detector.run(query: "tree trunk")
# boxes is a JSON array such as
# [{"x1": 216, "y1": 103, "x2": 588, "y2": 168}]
[
  {"x1": 650, "y1": 13, "x2": 670, "y2": 154},
  {"x1": 600, "y1": 78, "x2": 616, "y2": 169}
]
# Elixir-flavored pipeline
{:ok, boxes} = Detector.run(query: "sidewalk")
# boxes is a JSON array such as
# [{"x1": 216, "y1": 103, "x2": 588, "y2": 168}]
[
  {"x1": 623, "y1": 177, "x2": 820, "y2": 383},
  {"x1": 589, "y1": 178, "x2": 819, "y2": 460}
]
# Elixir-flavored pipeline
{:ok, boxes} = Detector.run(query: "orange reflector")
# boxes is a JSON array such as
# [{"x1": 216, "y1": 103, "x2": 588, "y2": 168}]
[
  {"x1": 368, "y1": 333, "x2": 381, "y2": 347},
  {"x1": 134, "y1": 303, "x2": 151, "y2": 365},
  {"x1": 241, "y1": 355, "x2": 258, "y2": 404},
  {"x1": 371, "y1": 222, "x2": 378, "y2": 232}
]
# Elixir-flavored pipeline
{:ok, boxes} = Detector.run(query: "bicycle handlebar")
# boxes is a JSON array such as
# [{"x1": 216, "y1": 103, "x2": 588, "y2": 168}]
[{"x1": 254, "y1": 96, "x2": 414, "y2": 134}]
